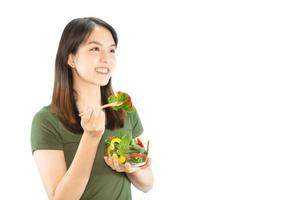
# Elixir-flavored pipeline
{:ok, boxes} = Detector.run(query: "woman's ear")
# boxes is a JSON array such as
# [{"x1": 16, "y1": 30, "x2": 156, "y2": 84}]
[{"x1": 67, "y1": 54, "x2": 76, "y2": 68}]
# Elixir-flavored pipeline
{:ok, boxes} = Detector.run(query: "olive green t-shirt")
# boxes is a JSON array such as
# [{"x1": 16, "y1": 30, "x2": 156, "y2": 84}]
[{"x1": 31, "y1": 106, "x2": 144, "y2": 200}]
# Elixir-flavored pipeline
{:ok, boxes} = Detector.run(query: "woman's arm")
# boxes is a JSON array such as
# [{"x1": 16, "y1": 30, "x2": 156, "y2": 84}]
[
  {"x1": 34, "y1": 133, "x2": 101, "y2": 200},
  {"x1": 104, "y1": 157, "x2": 154, "y2": 193},
  {"x1": 126, "y1": 158, "x2": 154, "y2": 193},
  {"x1": 34, "y1": 107, "x2": 105, "y2": 200}
]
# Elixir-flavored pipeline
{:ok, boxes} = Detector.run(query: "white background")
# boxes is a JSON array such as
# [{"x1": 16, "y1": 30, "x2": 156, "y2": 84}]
[{"x1": 0, "y1": 0, "x2": 299, "y2": 199}]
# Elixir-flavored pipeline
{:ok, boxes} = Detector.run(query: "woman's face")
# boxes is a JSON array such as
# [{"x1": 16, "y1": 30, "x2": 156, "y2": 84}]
[{"x1": 68, "y1": 25, "x2": 116, "y2": 86}]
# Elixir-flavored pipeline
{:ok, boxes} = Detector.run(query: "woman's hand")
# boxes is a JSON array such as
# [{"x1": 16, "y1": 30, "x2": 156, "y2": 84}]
[
  {"x1": 104, "y1": 156, "x2": 152, "y2": 173},
  {"x1": 80, "y1": 106, "x2": 106, "y2": 139}
]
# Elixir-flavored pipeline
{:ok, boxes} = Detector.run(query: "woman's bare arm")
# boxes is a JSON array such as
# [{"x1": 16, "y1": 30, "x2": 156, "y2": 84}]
[
  {"x1": 33, "y1": 107, "x2": 105, "y2": 200},
  {"x1": 126, "y1": 160, "x2": 154, "y2": 193},
  {"x1": 34, "y1": 133, "x2": 101, "y2": 200}
]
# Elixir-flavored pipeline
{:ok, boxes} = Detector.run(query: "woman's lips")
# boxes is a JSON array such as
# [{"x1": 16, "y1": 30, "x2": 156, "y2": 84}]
[{"x1": 95, "y1": 67, "x2": 109, "y2": 75}]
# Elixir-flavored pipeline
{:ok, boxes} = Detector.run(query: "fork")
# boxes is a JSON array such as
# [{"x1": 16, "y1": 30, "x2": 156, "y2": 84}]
[{"x1": 78, "y1": 101, "x2": 123, "y2": 117}]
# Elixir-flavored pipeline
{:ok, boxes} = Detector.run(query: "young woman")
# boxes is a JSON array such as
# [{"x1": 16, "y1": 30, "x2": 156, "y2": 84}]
[{"x1": 31, "y1": 17, "x2": 153, "y2": 200}]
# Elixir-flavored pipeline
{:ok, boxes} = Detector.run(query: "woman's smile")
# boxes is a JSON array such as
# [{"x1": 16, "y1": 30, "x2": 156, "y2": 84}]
[{"x1": 95, "y1": 67, "x2": 110, "y2": 75}]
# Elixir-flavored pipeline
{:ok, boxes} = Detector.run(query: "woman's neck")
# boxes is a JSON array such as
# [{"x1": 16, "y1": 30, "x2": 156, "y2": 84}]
[{"x1": 73, "y1": 80, "x2": 102, "y2": 114}]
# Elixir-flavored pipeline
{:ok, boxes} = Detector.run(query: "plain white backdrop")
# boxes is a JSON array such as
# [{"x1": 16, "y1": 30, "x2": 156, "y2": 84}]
[{"x1": 0, "y1": 0, "x2": 299, "y2": 199}]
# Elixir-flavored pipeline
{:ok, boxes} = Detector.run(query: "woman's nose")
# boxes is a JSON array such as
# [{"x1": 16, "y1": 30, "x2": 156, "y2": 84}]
[{"x1": 99, "y1": 51, "x2": 108, "y2": 63}]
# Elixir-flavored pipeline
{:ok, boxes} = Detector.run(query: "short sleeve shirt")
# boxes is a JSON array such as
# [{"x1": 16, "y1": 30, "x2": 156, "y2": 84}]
[{"x1": 31, "y1": 106, "x2": 144, "y2": 200}]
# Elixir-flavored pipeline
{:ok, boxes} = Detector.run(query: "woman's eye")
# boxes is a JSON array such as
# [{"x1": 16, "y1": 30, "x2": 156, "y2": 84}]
[
  {"x1": 110, "y1": 49, "x2": 116, "y2": 53},
  {"x1": 91, "y1": 47, "x2": 99, "y2": 51}
]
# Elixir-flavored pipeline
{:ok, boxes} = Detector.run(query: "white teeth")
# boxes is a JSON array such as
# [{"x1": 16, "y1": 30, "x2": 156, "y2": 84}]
[{"x1": 95, "y1": 68, "x2": 108, "y2": 73}]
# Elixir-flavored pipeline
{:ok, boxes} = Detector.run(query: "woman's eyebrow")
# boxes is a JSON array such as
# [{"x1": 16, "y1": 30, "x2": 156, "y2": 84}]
[{"x1": 86, "y1": 41, "x2": 116, "y2": 47}]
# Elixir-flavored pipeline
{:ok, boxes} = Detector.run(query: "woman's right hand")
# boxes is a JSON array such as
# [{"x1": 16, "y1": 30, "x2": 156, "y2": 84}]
[{"x1": 80, "y1": 106, "x2": 106, "y2": 139}]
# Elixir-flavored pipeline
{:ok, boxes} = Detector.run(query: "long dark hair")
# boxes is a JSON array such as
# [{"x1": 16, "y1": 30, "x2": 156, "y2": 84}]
[{"x1": 50, "y1": 17, "x2": 126, "y2": 134}]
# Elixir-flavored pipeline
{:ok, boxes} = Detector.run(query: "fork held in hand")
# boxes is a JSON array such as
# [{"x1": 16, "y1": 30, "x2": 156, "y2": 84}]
[{"x1": 78, "y1": 101, "x2": 123, "y2": 117}]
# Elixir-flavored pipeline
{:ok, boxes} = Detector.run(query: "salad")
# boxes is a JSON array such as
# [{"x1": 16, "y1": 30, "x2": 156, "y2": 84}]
[
  {"x1": 105, "y1": 132, "x2": 149, "y2": 167},
  {"x1": 78, "y1": 91, "x2": 135, "y2": 117},
  {"x1": 108, "y1": 91, "x2": 135, "y2": 112}
]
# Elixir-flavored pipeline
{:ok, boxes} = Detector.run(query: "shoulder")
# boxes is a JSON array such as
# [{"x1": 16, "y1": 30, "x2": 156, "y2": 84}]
[
  {"x1": 33, "y1": 105, "x2": 57, "y2": 121},
  {"x1": 31, "y1": 105, "x2": 60, "y2": 130},
  {"x1": 127, "y1": 108, "x2": 141, "y2": 122},
  {"x1": 126, "y1": 107, "x2": 144, "y2": 138},
  {"x1": 126, "y1": 108, "x2": 137, "y2": 118},
  {"x1": 31, "y1": 106, "x2": 64, "y2": 153}
]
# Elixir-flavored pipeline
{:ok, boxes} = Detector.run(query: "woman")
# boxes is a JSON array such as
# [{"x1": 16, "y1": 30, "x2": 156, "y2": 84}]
[{"x1": 31, "y1": 17, "x2": 153, "y2": 200}]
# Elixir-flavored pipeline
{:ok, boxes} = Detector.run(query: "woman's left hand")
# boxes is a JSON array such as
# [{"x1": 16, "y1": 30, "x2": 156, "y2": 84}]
[{"x1": 104, "y1": 156, "x2": 152, "y2": 173}]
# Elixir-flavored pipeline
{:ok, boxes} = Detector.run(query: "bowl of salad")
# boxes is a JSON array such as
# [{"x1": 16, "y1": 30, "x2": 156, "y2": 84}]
[{"x1": 105, "y1": 132, "x2": 149, "y2": 168}]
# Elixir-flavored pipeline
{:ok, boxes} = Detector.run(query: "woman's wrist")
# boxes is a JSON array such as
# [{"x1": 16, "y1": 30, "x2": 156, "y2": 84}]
[{"x1": 82, "y1": 130, "x2": 103, "y2": 142}]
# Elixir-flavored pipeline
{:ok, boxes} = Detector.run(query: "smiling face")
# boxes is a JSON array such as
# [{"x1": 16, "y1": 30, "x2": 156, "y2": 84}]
[{"x1": 68, "y1": 25, "x2": 116, "y2": 87}]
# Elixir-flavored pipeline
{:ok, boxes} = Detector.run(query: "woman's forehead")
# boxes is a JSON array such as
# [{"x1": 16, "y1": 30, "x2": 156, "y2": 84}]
[{"x1": 83, "y1": 26, "x2": 115, "y2": 46}]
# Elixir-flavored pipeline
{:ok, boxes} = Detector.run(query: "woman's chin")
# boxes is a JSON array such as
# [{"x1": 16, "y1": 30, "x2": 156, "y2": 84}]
[{"x1": 99, "y1": 79, "x2": 110, "y2": 86}]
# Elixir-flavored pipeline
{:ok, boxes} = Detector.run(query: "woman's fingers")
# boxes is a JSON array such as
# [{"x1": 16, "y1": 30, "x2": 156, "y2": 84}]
[
  {"x1": 104, "y1": 157, "x2": 116, "y2": 171},
  {"x1": 124, "y1": 163, "x2": 135, "y2": 173},
  {"x1": 92, "y1": 109, "x2": 105, "y2": 132},
  {"x1": 81, "y1": 107, "x2": 93, "y2": 125},
  {"x1": 104, "y1": 157, "x2": 130, "y2": 172},
  {"x1": 104, "y1": 157, "x2": 113, "y2": 168},
  {"x1": 112, "y1": 158, "x2": 121, "y2": 171},
  {"x1": 81, "y1": 106, "x2": 105, "y2": 137},
  {"x1": 104, "y1": 156, "x2": 152, "y2": 173},
  {"x1": 88, "y1": 108, "x2": 99, "y2": 128}
]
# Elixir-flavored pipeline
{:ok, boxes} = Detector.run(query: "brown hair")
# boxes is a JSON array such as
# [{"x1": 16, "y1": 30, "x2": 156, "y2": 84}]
[{"x1": 50, "y1": 17, "x2": 126, "y2": 134}]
